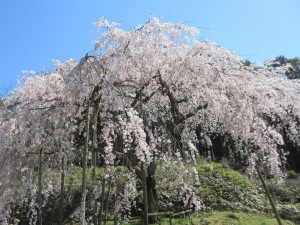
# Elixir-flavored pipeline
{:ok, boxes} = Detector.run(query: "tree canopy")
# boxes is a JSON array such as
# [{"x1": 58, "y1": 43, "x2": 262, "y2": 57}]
[{"x1": 0, "y1": 17, "x2": 300, "y2": 224}]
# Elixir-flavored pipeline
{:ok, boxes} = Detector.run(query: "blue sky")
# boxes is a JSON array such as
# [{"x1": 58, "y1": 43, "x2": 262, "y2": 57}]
[{"x1": 0, "y1": 0, "x2": 299, "y2": 96}]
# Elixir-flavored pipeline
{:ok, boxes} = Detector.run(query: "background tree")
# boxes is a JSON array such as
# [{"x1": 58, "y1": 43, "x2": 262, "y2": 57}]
[{"x1": 268, "y1": 55, "x2": 300, "y2": 79}]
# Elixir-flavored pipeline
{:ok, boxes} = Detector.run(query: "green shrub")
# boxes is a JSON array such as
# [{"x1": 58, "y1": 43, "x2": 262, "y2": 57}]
[
  {"x1": 267, "y1": 184, "x2": 291, "y2": 203},
  {"x1": 195, "y1": 161, "x2": 266, "y2": 212},
  {"x1": 196, "y1": 155, "x2": 207, "y2": 166},
  {"x1": 291, "y1": 187, "x2": 300, "y2": 203},
  {"x1": 267, "y1": 176, "x2": 300, "y2": 204},
  {"x1": 226, "y1": 212, "x2": 239, "y2": 220},
  {"x1": 277, "y1": 203, "x2": 300, "y2": 222},
  {"x1": 220, "y1": 157, "x2": 244, "y2": 170},
  {"x1": 286, "y1": 170, "x2": 298, "y2": 180}
]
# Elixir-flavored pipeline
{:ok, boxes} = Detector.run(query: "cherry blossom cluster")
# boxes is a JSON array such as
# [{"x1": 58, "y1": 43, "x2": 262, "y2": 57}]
[{"x1": 0, "y1": 16, "x2": 300, "y2": 223}]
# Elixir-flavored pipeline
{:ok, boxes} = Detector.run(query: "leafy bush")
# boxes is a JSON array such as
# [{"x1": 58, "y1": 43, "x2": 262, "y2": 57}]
[
  {"x1": 286, "y1": 170, "x2": 298, "y2": 180},
  {"x1": 195, "y1": 161, "x2": 266, "y2": 212},
  {"x1": 220, "y1": 157, "x2": 244, "y2": 170},
  {"x1": 291, "y1": 187, "x2": 300, "y2": 204},
  {"x1": 267, "y1": 174, "x2": 300, "y2": 204},
  {"x1": 267, "y1": 183, "x2": 293, "y2": 203},
  {"x1": 277, "y1": 203, "x2": 300, "y2": 222}
]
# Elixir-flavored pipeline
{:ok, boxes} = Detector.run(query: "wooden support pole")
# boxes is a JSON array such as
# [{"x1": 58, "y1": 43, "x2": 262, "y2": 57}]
[
  {"x1": 98, "y1": 177, "x2": 106, "y2": 225},
  {"x1": 82, "y1": 101, "x2": 90, "y2": 225},
  {"x1": 38, "y1": 148, "x2": 43, "y2": 225},
  {"x1": 92, "y1": 104, "x2": 99, "y2": 225},
  {"x1": 59, "y1": 155, "x2": 65, "y2": 225},
  {"x1": 256, "y1": 166, "x2": 282, "y2": 225},
  {"x1": 103, "y1": 176, "x2": 112, "y2": 225},
  {"x1": 142, "y1": 164, "x2": 148, "y2": 225}
]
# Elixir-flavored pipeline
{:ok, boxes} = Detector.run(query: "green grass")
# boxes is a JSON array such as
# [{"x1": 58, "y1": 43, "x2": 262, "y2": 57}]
[
  {"x1": 195, "y1": 211, "x2": 295, "y2": 225},
  {"x1": 97, "y1": 210, "x2": 295, "y2": 225}
]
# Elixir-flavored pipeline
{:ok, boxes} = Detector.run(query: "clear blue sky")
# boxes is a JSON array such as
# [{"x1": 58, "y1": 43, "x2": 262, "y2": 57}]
[{"x1": 1, "y1": 0, "x2": 299, "y2": 96}]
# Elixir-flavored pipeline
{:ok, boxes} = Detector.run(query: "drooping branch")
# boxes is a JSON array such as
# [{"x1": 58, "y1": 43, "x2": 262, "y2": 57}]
[
  {"x1": 178, "y1": 102, "x2": 208, "y2": 124},
  {"x1": 176, "y1": 98, "x2": 188, "y2": 104},
  {"x1": 157, "y1": 70, "x2": 208, "y2": 125},
  {"x1": 130, "y1": 81, "x2": 154, "y2": 108},
  {"x1": 157, "y1": 70, "x2": 184, "y2": 125}
]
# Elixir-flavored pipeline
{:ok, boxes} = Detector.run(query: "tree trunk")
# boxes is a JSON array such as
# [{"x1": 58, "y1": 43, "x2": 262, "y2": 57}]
[
  {"x1": 113, "y1": 214, "x2": 119, "y2": 225},
  {"x1": 147, "y1": 162, "x2": 158, "y2": 224},
  {"x1": 92, "y1": 167, "x2": 98, "y2": 225},
  {"x1": 92, "y1": 104, "x2": 99, "y2": 225},
  {"x1": 142, "y1": 164, "x2": 149, "y2": 225},
  {"x1": 98, "y1": 177, "x2": 106, "y2": 225},
  {"x1": 103, "y1": 176, "x2": 112, "y2": 225},
  {"x1": 82, "y1": 101, "x2": 90, "y2": 225},
  {"x1": 59, "y1": 154, "x2": 65, "y2": 225},
  {"x1": 38, "y1": 148, "x2": 43, "y2": 225},
  {"x1": 256, "y1": 166, "x2": 282, "y2": 225}
]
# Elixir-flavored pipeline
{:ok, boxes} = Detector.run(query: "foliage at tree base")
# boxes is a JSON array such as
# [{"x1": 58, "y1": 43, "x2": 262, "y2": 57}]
[{"x1": 9, "y1": 159, "x2": 300, "y2": 224}]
